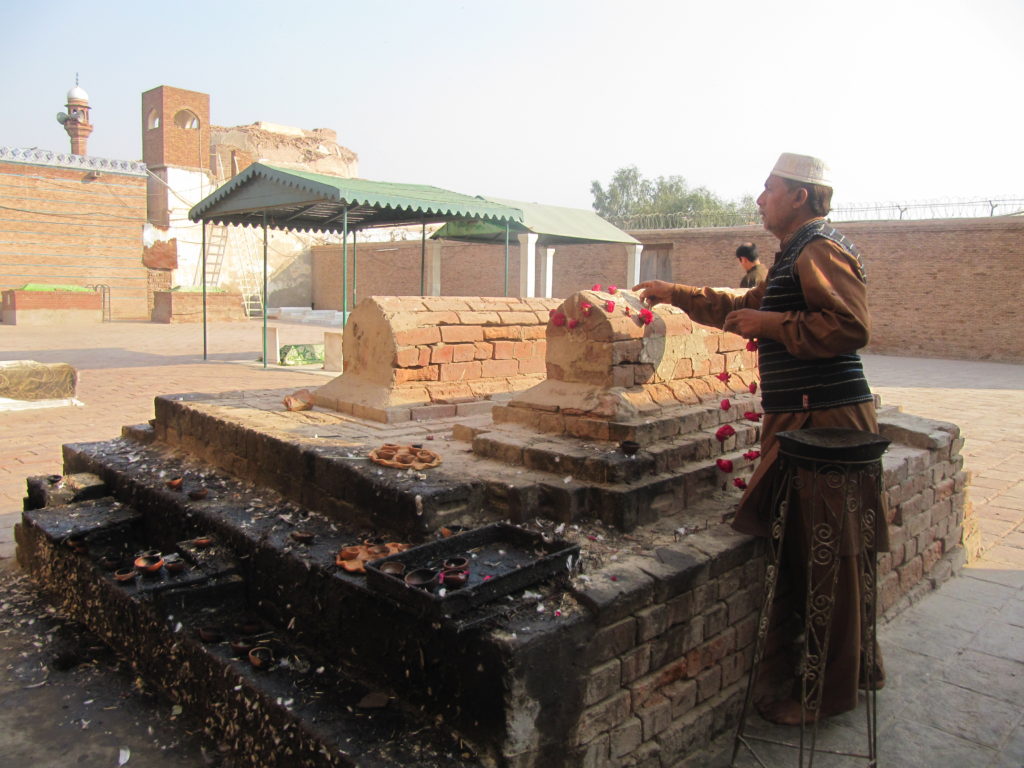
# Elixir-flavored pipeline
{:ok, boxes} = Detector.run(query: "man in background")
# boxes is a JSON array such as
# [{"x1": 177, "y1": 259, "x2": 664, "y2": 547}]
[{"x1": 736, "y1": 242, "x2": 767, "y2": 288}]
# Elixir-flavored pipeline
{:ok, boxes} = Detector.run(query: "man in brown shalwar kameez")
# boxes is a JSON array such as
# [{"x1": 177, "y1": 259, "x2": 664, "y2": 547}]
[{"x1": 634, "y1": 152, "x2": 886, "y2": 726}]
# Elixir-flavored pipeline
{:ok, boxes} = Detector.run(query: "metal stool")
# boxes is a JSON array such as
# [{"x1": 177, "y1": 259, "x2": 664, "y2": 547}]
[{"x1": 732, "y1": 428, "x2": 890, "y2": 767}]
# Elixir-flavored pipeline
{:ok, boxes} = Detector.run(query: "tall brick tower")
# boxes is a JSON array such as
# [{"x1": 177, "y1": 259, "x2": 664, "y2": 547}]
[
  {"x1": 141, "y1": 85, "x2": 212, "y2": 226},
  {"x1": 62, "y1": 81, "x2": 93, "y2": 156},
  {"x1": 141, "y1": 86, "x2": 211, "y2": 172}
]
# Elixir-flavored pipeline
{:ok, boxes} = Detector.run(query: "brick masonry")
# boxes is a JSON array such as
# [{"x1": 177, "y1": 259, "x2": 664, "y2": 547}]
[
  {"x1": 314, "y1": 295, "x2": 561, "y2": 421},
  {"x1": 150, "y1": 291, "x2": 246, "y2": 323},
  {"x1": 312, "y1": 216, "x2": 1024, "y2": 363},
  {"x1": 0, "y1": 160, "x2": 150, "y2": 320}
]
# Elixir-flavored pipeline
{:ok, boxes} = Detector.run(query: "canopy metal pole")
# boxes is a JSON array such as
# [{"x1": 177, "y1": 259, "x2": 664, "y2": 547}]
[
  {"x1": 504, "y1": 221, "x2": 510, "y2": 297},
  {"x1": 342, "y1": 207, "x2": 349, "y2": 324},
  {"x1": 262, "y1": 213, "x2": 268, "y2": 369},
  {"x1": 420, "y1": 219, "x2": 426, "y2": 296},
  {"x1": 201, "y1": 221, "x2": 208, "y2": 360},
  {"x1": 352, "y1": 229, "x2": 358, "y2": 310}
]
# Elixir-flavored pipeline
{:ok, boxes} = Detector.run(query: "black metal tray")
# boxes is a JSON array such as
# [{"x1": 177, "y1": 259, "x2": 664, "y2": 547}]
[{"x1": 365, "y1": 523, "x2": 580, "y2": 619}]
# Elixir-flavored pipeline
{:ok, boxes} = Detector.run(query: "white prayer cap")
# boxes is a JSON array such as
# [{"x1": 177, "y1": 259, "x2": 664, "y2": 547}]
[{"x1": 770, "y1": 153, "x2": 832, "y2": 188}]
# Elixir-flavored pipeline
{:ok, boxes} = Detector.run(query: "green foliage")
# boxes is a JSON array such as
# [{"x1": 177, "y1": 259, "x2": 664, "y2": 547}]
[{"x1": 591, "y1": 166, "x2": 757, "y2": 229}]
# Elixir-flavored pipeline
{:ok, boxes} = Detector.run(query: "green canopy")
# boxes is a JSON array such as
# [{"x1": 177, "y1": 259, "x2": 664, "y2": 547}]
[
  {"x1": 432, "y1": 196, "x2": 638, "y2": 246},
  {"x1": 188, "y1": 163, "x2": 523, "y2": 231}
]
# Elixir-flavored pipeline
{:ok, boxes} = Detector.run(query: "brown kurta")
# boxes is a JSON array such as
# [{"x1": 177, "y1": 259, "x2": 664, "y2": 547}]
[{"x1": 668, "y1": 226, "x2": 885, "y2": 714}]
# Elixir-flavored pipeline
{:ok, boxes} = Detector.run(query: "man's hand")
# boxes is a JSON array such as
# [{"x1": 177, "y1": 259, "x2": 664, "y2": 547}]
[
  {"x1": 632, "y1": 280, "x2": 675, "y2": 306},
  {"x1": 723, "y1": 309, "x2": 764, "y2": 339}
]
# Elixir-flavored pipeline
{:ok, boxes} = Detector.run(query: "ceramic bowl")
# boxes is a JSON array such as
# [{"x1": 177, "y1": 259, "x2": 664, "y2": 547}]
[
  {"x1": 404, "y1": 568, "x2": 438, "y2": 591},
  {"x1": 248, "y1": 646, "x2": 273, "y2": 669},
  {"x1": 378, "y1": 561, "x2": 406, "y2": 577}
]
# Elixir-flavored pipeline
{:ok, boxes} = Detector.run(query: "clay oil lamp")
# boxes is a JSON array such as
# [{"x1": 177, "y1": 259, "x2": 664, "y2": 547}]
[
  {"x1": 188, "y1": 488, "x2": 209, "y2": 501},
  {"x1": 378, "y1": 561, "x2": 406, "y2": 577},
  {"x1": 443, "y1": 556, "x2": 469, "y2": 572},
  {"x1": 404, "y1": 568, "x2": 438, "y2": 592},
  {"x1": 113, "y1": 567, "x2": 136, "y2": 584},
  {"x1": 166, "y1": 476, "x2": 184, "y2": 490},
  {"x1": 337, "y1": 545, "x2": 362, "y2": 562},
  {"x1": 619, "y1": 440, "x2": 641, "y2": 457},
  {"x1": 396, "y1": 453, "x2": 415, "y2": 465},
  {"x1": 442, "y1": 570, "x2": 469, "y2": 590},
  {"x1": 163, "y1": 553, "x2": 186, "y2": 574},
  {"x1": 134, "y1": 553, "x2": 164, "y2": 577},
  {"x1": 47, "y1": 474, "x2": 63, "y2": 484},
  {"x1": 192, "y1": 535, "x2": 214, "y2": 549},
  {"x1": 439, "y1": 525, "x2": 468, "y2": 538},
  {"x1": 290, "y1": 530, "x2": 315, "y2": 545},
  {"x1": 376, "y1": 447, "x2": 397, "y2": 461},
  {"x1": 197, "y1": 625, "x2": 225, "y2": 643},
  {"x1": 248, "y1": 646, "x2": 273, "y2": 669}
]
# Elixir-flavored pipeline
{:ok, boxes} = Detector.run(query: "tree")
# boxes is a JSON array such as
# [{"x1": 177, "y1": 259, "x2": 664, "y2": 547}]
[{"x1": 591, "y1": 166, "x2": 757, "y2": 228}]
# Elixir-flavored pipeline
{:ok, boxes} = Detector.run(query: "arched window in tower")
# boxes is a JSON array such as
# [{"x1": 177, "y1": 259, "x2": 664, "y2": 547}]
[
  {"x1": 174, "y1": 109, "x2": 200, "y2": 130},
  {"x1": 146, "y1": 109, "x2": 161, "y2": 129}
]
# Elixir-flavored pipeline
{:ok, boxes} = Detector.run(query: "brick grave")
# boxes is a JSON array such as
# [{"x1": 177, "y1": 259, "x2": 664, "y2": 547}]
[{"x1": 15, "y1": 292, "x2": 972, "y2": 768}]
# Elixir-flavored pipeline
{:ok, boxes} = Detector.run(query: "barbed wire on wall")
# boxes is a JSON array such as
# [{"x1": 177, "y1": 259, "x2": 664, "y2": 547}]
[{"x1": 609, "y1": 196, "x2": 1024, "y2": 230}]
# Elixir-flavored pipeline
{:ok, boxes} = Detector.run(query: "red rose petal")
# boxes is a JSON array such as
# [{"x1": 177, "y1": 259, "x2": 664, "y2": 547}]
[
  {"x1": 605, "y1": 300, "x2": 616, "y2": 313},
  {"x1": 715, "y1": 424, "x2": 736, "y2": 442},
  {"x1": 567, "y1": 318, "x2": 579, "y2": 329},
  {"x1": 608, "y1": 285, "x2": 618, "y2": 294},
  {"x1": 716, "y1": 371, "x2": 731, "y2": 383},
  {"x1": 746, "y1": 339, "x2": 758, "y2": 352},
  {"x1": 721, "y1": 398, "x2": 731, "y2": 411},
  {"x1": 592, "y1": 284, "x2": 602, "y2": 291},
  {"x1": 749, "y1": 382, "x2": 758, "y2": 394},
  {"x1": 733, "y1": 478, "x2": 748, "y2": 490},
  {"x1": 716, "y1": 458, "x2": 734, "y2": 473},
  {"x1": 743, "y1": 450, "x2": 761, "y2": 460},
  {"x1": 744, "y1": 411, "x2": 762, "y2": 422}
]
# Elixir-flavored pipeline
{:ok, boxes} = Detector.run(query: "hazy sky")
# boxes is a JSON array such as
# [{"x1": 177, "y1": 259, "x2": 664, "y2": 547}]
[{"x1": 2, "y1": 0, "x2": 1021, "y2": 210}]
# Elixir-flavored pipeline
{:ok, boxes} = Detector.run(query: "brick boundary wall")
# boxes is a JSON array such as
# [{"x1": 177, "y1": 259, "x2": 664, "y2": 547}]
[
  {"x1": 312, "y1": 216, "x2": 1024, "y2": 363},
  {"x1": 150, "y1": 291, "x2": 246, "y2": 323},
  {"x1": 0, "y1": 158, "x2": 151, "y2": 320},
  {"x1": 1, "y1": 289, "x2": 102, "y2": 325}
]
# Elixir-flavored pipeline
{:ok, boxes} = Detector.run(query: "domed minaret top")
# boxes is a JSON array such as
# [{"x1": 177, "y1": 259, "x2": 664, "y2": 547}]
[
  {"x1": 67, "y1": 84, "x2": 90, "y2": 103},
  {"x1": 63, "y1": 75, "x2": 93, "y2": 156}
]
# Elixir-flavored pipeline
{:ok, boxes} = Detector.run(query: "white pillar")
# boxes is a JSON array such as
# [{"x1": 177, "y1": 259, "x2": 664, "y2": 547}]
[
  {"x1": 323, "y1": 331, "x2": 343, "y2": 372},
  {"x1": 626, "y1": 243, "x2": 644, "y2": 288},
  {"x1": 538, "y1": 246, "x2": 555, "y2": 298},
  {"x1": 426, "y1": 240, "x2": 443, "y2": 296},
  {"x1": 266, "y1": 326, "x2": 280, "y2": 365},
  {"x1": 518, "y1": 232, "x2": 538, "y2": 298}
]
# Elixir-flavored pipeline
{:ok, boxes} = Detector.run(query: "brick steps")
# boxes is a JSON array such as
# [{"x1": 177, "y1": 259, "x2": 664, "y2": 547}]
[{"x1": 15, "y1": 498, "x2": 481, "y2": 768}]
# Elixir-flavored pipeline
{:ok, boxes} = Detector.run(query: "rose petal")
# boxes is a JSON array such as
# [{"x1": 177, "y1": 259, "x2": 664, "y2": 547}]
[
  {"x1": 743, "y1": 450, "x2": 761, "y2": 460},
  {"x1": 567, "y1": 318, "x2": 579, "y2": 329},
  {"x1": 592, "y1": 284, "x2": 602, "y2": 291},
  {"x1": 716, "y1": 371, "x2": 731, "y2": 383},
  {"x1": 744, "y1": 411, "x2": 762, "y2": 422},
  {"x1": 608, "y1": 285, "x2": 618, "y2": 294},
  {"x1": 721, "y1": 398, "x2": 731, "y2": 411},
  {"x1": 551, "y1": 312, "x2": 566, "y2": 326},
  {"x1": 605, "y1": 300, "x2": 616, "y2": 313},
  {"x1": 716, "y1": 458, "x2": 734, "y2": 473},
  {"x1": 715, "y1": 424, "x2": 736, "y2": 442},
  {"x1": 733, "y1": 477, "x2": 748, "y2": 490},
  {"x1": 746, "y1": 339, "x2": 758, "y2": 352},
  {"x1": 749, "y1": 382, "x2": 758, "y2": 394}
]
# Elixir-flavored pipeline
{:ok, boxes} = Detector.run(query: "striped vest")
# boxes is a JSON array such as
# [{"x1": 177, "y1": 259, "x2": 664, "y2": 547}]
[{"x1": 757, "y1": 219, "x2": 873, "y2": 413}]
